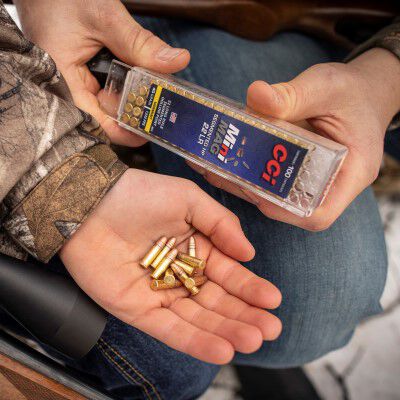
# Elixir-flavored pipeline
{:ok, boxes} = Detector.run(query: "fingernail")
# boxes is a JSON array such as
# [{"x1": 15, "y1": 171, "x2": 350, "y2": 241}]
[{"x1": 156, "y1": 46, "x2": 185, "y2": 61}]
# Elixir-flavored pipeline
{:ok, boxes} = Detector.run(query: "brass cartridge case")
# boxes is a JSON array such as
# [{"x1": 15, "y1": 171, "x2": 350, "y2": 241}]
[
  {"x1": 129, "y1": 117, "x2": 139, "y2": 128},
  {"x1": 193, "y1": 275, "x2": 208, "y2": 286},
  {"x1": 127, "y1": 92, "x2": 137, "y2": 103},
  {"x1": 171, "y1": 263, "x2": 189, "y2": 281},
  {"x1": 151, "y1": 279, "x2": 182, "y2": 291},
  {"x1": 139, "y1": 236, "x2": 167, "y2": 268},
  {"x1": 177, "y1": 253, "x2": 205, "y2": 269},
  {"x1": 173, "y1": 259, "x2": 194, "y2": 276},
  {"x1": 163, "y1": 268, "x2": 176, "y2": 286},
  {"x1": 171, "y1": 263, "x2": 200, "y2": 296},
  {"x1": 135, "y1": 96, "x2": 145, "y2": 106},
  {"x1": 151, "y1": 237, "x2": 176, "y2": 268},
  {"x1": 184, "y1": 277, "x2": 196, "y2": 289},
  {"x1": 124, "y1": 102, "x2": 134, "y2": 113},
  {"x1": 121, "y1": 113, "x2": 131, "y2": 124},
  {"x1": 152, "y1": 248, "x2": 178, "y2": 279},
  {"x1": 188, "y1": 236, "x2": 196, "y2": 257},
  {"x1": 132, "y1": 106, "x2": 142, "y2": 117},
  {"x1": 139, "y1": 85, "x2": 148, "y2": 96}
]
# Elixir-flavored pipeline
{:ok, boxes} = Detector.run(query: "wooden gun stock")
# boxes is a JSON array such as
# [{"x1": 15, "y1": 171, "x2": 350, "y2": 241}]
[{"x1": 121, "y1": 0, "x2": 399, "y2": 48}]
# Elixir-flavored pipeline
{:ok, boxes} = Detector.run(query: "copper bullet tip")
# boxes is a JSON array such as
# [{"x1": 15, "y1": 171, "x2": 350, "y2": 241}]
[
  {"x1": 140, "y1": 236, "x2": 168, "y2": 268},
  {"x1": 151, "y1": 248, "x2": 178, "y2": 279},
  {"x1": 188, "y1": 236, "x2": 196, "y2": 257},
  {"x1": 166, "y1": 237, "x2": 177, "y2": 248},
  {"x1": 170, "y1": 263, "x2": 183, "y2": 276},
  {"x1": 191, "y1": 286, "x2": 200, "y2": 296},
  {"x1": 150, "y1": 238, "x2": 176, "y2": 269},
  {"x1": 157, "y1": 236, "x2": 168, "y2": 245},
  {"x1": 166, "y1": 248, "x2": 178, "y2": 260}
]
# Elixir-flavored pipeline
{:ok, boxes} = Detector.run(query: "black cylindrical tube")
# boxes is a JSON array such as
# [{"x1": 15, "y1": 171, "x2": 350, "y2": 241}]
[{"x1": 0, "y1": 254, "x2": 106, "y2": 359}]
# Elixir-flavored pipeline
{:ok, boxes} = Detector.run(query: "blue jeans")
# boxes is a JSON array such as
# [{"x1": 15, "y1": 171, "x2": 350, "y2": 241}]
[{"x1": 4, "y1": 18, "x2": 388, "y2": 400}]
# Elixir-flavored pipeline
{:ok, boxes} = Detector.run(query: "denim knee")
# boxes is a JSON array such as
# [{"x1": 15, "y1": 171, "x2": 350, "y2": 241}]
[
  {"x1": 236, "y1": 253, "x2": 387, "y2": 368},
  {"x1": 234, "y1": 189, "x2": 387, "y2": 368}
]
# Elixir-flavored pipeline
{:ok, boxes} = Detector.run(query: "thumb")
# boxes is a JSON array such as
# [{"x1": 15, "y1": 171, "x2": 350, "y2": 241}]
[
  {"x1": 247, "y1": 67, "x2": 336, "y2": 122},
  {"x1": 100, "y1": 11, "x2": 190, "y2": 73}
]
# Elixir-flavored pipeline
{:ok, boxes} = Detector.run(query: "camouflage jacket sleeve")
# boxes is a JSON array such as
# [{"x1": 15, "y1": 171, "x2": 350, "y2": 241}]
[
  {"x1": 347, "y1": 17, "x2": 400, "y2": 129},
  {"x1": 0, "y1": 4, "x2": 127, "y2": 262}
]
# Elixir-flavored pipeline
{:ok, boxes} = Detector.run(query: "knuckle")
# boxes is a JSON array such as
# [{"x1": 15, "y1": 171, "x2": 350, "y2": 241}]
[
  {"x1": 285, "y1": 82, "x2": 302, "y2": 108},
  {"x1": 309, "y1": 62, "x2": 336, "y2": 77},
  {"x1": 274, "y1": 82, "x2": 302, "y2": 119},
  {"x1": 127, "y1": 27, "x2": 155, "y2": 54},
  {"x1": 124, "y1": 26, "x2": 141, "y2": 49}
]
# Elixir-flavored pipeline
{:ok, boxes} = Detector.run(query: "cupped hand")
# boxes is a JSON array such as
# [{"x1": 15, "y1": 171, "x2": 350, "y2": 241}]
[
  {"x1": 60, "y1": 169, "x2": 282, "y2": 364},
  {"x1": 14, "y1": 0, "x2": 190, "y2": 146},
  {"x1": 190, "y1": 48, "x2": 400, "y2": 230}
]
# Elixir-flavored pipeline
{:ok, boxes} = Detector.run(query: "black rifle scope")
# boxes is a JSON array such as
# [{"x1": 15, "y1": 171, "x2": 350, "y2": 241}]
[{"x1": 0, "y1": 254, "x2": 106, "y2": 359}]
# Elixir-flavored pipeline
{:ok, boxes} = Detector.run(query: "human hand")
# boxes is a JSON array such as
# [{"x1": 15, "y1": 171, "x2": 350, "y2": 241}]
[
  {"x1": 60, "y1": 169, "x2": 282, "y2": 364},
  {"x1": 14, "y1": 0, "x2": 190, "y2": 146},
  {"x1": 190, "y1": 48, "x2": 400, "y2": 230}
]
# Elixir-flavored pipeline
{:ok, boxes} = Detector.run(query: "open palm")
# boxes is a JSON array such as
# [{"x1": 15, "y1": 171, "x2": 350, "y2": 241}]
[{"x1": 60, "y1": 169, "x2": 282, "y2": 364}]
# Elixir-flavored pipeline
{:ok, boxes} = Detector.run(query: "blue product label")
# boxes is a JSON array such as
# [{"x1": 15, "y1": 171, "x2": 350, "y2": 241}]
[{"x1": 140, "y1": 84, "x2": 308, "y2": 198}]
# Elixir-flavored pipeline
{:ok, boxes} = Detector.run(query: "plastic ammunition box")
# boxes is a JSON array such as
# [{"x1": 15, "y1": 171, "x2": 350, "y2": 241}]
[{"x1": 102, "y1": 60, "x2": 348, "y2": 217}]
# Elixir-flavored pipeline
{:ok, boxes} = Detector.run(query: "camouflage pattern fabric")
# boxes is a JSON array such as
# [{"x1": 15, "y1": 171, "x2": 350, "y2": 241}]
[{"x1": 0, "y1": 2, "x2": 127, "y2": 261}]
